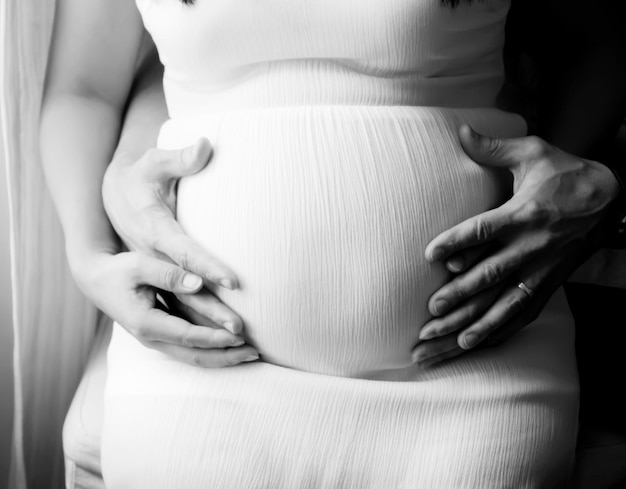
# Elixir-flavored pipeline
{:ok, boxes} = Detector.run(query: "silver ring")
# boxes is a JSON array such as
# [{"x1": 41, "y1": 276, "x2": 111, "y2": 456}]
[{"x1": 517, "y1": 281, "x2": 534, "y2": 298}]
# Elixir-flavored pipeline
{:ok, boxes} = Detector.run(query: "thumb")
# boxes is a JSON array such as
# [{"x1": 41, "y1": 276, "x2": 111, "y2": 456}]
[
  {"x1": 149, "y1": 138, "x2": 213, "y2": 180},
  {"x1": 179, "y1": 138, "x2": 213, "y2": 175},
  {"x1": 458, "y1": 124, "x2": 520, "y2": 170}
]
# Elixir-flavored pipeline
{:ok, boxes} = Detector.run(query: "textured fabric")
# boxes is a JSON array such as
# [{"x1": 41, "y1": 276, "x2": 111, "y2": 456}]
[
  {"x1": 0, "y1": 2, "x2": 100, "y2": 488},
  {"x1": 63, "y1": 322, "x2": 111, "y2": 489},
  {"x1": 165, "y1": 106, "x2": 523, "y2": 377},
  {"x1": 101, "y1": 1, "x2": 580, "y2": 488}
]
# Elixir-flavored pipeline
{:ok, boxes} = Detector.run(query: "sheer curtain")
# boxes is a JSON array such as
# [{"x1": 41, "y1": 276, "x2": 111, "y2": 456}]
[{"x1": 0, "y1": 2, "x2": 99, "y2": 488}]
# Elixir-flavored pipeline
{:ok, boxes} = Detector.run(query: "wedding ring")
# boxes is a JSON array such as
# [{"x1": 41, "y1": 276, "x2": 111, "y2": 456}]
[{"x1": 517, "y1": 281, "x2": 534, "y2": 298}]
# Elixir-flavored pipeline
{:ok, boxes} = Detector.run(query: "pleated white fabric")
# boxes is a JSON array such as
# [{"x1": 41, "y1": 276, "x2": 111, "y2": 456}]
[
  {"x1": 103, "y1": 1, "x2": 580, "y2": 487},
  {"x1": 0, "y1": 2, "x2": 100, "y2": 488}
]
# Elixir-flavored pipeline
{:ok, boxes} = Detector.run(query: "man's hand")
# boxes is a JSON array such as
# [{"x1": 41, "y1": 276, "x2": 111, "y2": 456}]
[{"x1": 411, "y1": 125, "x2": 620, "y2": 368}]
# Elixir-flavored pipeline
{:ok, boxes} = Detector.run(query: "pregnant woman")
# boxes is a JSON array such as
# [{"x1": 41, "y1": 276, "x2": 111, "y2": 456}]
[{"x1": 40, "y1": 0, "x2": 580, "y2": 487}]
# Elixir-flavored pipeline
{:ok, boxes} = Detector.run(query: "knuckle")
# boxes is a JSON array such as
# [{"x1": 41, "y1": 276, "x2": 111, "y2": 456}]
[
  {"x1": 464, "y1": 299, "x2": 482, "y2": 318},
  {"x1": 525, "y1": 136, "x2": 549, "y2": 158},
  {"x1": 190, "y1": 353, "x2": 205, "y2": 367},
  {"x1": 480, "y1": 261, "x2": 504, "y2": 286},
  {"x1": 225, "y1": 349, "x2": 241, "y2": 366},
  {"x1": 178, "y1": 328, "x2": 194, "y2": 348},
  {"x1": 160, "y1": 266, "x2": 181, "y2": 290},
  {"x1": 472, "y1": 218, "x2": 492, "y2": 242},
  {"x1": 506, "y1": 293, "x2": 527, "y2": 314},
  {"x1": 174, "y1": 248, "x2": 192, "y2": 270},
  {"x1": 448, "y1": 284, "x2": 468, "y2": 303},
  {"x1": 477, "y1": 319, "x2": 497, "y2": 335},
  {"x1": 481, "y1": 136, "x2": 500, "y2": 159},
  {"x1": 518, "y1": 199, "x2": 550, "y2": 224},
  {"x1": 436, "y1": 323, "x2": 454, "y2": 337}
]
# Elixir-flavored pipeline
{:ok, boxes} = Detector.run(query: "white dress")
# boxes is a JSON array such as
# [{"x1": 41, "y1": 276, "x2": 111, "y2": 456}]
[{"x1": 101, "y1": 1, "x2": 579, "y2": 487}]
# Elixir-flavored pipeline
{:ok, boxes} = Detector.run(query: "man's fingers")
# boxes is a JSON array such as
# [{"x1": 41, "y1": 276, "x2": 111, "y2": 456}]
[
  {"x1": 143, "y1": 138, "x2": 213, "y2": 180},
  {"x1": 412, "y1": 334, "x2": 464, "y2": 368},
  {"x1": 132, "y1": 254, "x2": 204, "y2": 293},
  {"x1": 149, "y1": 342, "x2": 259, "y2": 368},
  {"x1": 427, "y1": 236, "x2": 544, "y2": 316},
  {"x1": 154, "y1": 231, "x2": 239, "y2": 290},
  {"x1": 176, "y1": 291, "x2": 244, "y2": 335},
  {"x1": 131, "y1": 308, "x2": 245, "y2": 349},
  {"x1": 456, "y1": 277, "x2": 541, "y2": 350},
  {"x1": 444, "y1": 243, "x2": 491, "y2": 273},
  {"x1": 425, "y1": 205, "x2": 515, "y2": 262},
  {"x1": 458, "y1": 125, "x2": 549, "y2": 169},
  {"x1": 419, "y1": 285, "x2": 503, "y2": 340}
]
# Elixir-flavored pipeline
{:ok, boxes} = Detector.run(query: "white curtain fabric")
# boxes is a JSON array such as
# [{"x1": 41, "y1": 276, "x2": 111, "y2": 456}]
[{"x1": 0, "y1": 2, "x2": 99, "y2": 488}]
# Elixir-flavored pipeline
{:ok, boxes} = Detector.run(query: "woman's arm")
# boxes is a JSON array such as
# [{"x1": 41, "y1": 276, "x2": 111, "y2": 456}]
[
  {"x1": 40, "y1": 0, "x2": 256, "y2": 365},
  {"x1": 40, "y1": 0, "x2": 144, "y2": 261}
]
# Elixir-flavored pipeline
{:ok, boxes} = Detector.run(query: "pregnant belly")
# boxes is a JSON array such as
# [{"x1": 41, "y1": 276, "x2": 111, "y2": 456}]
[{"x1": 158, "y1": 106, "x2": 526, "y2": 377}]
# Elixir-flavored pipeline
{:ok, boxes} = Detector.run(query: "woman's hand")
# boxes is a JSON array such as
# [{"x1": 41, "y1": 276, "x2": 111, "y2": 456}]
[
  {"x1": 103, "y1": 138, "x2": 238, "y2": 289},
  {"x1": 412, "y1": 125, "x2": 620, "y2": 368},
  {"x1": 70, "y1": 249, "x2": 258, "y2": 367}
]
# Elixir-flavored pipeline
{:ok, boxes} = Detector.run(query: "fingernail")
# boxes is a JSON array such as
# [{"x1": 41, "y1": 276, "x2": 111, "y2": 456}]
[
  {"x1": 427, "y1": 247, "x2": 444, "y2": 262},
  {"x1": 219, "y1": 278, "x2": 237, "y2": 290},
  {"x1": 432, "y1": 299, "x2": 449, "y2": 316},
  {"x1": 462, "y1": 334, "x2": 479, "y2": 349},
  {"x1": 412, "y1": 350, "x2": 429, "y2": 364},
  {"x1": 468, "y1": 126, "x2": 481, "y2": 141},
  {"x1": 243, "y1": 354, "x2": 259, "y2": 362},
  {"x1": 417, "y1": 359, "x2": 437, "y2": 369},
  {"x1": 182, "y1": 274, "x2": 203, "y2": 290},
  {"x1": 223, "y1": 321, "x2": 241, "y2": 335},
  {"x1": 418, "y1": 327, "x2": 434, "y2": 340},
  {"x1": 230, "y1": 337, "x2": 245, "y2": 347},
  {"x1": 446, "y1": 257, "x2": 463, "y2": 273},
  {"x1": 194, "y1": 138, "x2": 212, "y2": 159}
]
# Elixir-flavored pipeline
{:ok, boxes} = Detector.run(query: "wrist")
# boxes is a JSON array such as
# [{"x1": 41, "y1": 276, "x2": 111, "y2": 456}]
[{"x1": 66, "y1": 236, "x2": 120, "y2": 277}]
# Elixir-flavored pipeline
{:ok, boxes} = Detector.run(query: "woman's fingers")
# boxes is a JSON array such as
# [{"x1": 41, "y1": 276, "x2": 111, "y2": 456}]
[
  {"x1": 132, "y1": 253, "x2": 204, "y2": 293},
  {"x1": 158, "y1": 291, "x2": 218, "y2": 328},
  {"x1": 149, "y1": 342, "x2": 259, "y2": 368},
  {"x1": 131, "y1": 307, "x2": 245, "y2": 349},
  {"x1": 153, "y1": 228, "x2": 239, "y2": 290},
  {"x1": 174, "y1": 291, "x2": 244, "y2": 335}
]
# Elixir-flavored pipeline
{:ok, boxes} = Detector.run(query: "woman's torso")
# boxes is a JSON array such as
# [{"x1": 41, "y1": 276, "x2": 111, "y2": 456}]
[
  {"x1": 100, "y1": 3, "x2": 579, "y2": 487},
  {"x1": 135, "y1": 0, "x2": 569, "y2": 381}
]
